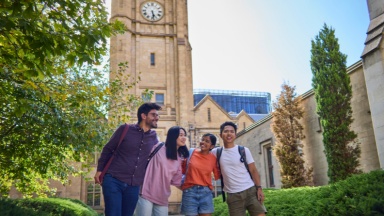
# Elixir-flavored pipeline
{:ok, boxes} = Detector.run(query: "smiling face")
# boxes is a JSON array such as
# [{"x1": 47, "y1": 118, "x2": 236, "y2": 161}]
[
  {"x1": 142, "y1": 109, "x2": 159, "y2": 129},
  {"x1": 199, "y1": 135, "x2": 214, "y2": 153},
  {"x1": 176, "y1": 129, "x2": 187, "y2": 149},
  {"x1": 220, "y1": 125, "x2": 236, "y2": 146}
]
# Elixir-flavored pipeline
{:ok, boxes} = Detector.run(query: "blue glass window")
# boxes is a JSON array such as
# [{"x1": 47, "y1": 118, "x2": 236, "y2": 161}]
[{"x1": 156, "y1": 93, "x2": 164, "y2": 105}]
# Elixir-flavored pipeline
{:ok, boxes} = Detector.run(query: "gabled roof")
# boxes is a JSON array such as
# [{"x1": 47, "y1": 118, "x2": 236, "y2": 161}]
[
  {"x1": 193, "y1": 94, "x2": 233, "y2": 119},
  {"x1": 235, "y1": 110, "x2": 255, "y2": 122}
]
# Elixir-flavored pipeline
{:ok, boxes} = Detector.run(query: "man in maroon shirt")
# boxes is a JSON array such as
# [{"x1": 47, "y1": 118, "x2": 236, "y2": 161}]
[{"x1": 94, "y1": 102, "x2": 161, "y2": 216}]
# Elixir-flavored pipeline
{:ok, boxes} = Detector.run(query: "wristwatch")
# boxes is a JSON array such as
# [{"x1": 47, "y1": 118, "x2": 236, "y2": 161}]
[{"x1": 255, "y1": 185, "x2": 262, "y2": 189}]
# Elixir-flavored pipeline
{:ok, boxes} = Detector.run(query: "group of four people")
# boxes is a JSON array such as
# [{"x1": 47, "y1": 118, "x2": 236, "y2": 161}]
[{"x1": 94, "y1": 103, "x2": 265, "y2": 216}]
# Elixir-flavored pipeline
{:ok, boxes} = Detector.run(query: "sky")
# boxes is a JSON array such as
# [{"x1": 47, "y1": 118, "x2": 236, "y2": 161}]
[
  {"x1": 187, "y1": 0, "x2": 370, "y2": 102},
  {"x1": 104, "y1": 0, "x2": 370, "y2": 102}
]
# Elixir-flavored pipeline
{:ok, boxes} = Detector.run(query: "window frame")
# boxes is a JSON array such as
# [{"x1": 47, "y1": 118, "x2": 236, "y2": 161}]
[
  {"x1": 207, "y1": 108, "x2": 211, "y2": 122},
  {"x1": 86, "y1": 182, "x2": 101, "y2": 207},
  {"x1": 155, "y1": 93, "x2": 164, "y2": 105},
  {"x1": 150, "y1": 53, "x2": 155, "y2": 66}
]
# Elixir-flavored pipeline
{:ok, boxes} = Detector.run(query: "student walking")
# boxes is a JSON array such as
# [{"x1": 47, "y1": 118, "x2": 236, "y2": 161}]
[
  {"x1": 136, "y1": 126, "x2": 189, "y2": 216},
  {"x1": 180, "y1": 133, "x2": 220, "y2": 216},
  {"x1": 94, "y1": 103, "x2": 161, "y2": 216},
  {"x1": 212, "y1": 121, "x2": 266, "y2": 216}
]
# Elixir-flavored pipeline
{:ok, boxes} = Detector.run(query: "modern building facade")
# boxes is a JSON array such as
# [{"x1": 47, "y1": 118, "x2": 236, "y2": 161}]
[{"x1": 193, "y1": 89, "x2": 271, "y2": 116}]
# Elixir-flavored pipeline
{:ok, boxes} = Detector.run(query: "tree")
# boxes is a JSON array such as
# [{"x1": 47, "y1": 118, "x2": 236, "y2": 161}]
[
  {"x1": 0, "y1": 0, "x2": 143, "y2": 197},
  {"x1": 310, "y1": 24, "x2": 361, "y2": 183},
  {"x1": 0, "y1": 0, "x2": 124, "y2": 77},
  {"x1": 271, "y1": 83, "x2": 313, "y2": 188}
]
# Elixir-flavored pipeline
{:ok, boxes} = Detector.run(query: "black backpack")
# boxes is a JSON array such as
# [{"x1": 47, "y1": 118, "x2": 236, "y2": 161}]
[{"x1": 216, "y1": 145, "x2": 252, "y2": 202}]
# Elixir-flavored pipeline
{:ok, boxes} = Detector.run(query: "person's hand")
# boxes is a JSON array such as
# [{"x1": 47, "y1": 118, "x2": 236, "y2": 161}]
[
  {"x1": 257, "y1": 188, "x2": 265, "y2": 203},
  {"x1": 94, "y1": 171, "x2": 102, "y2": 184}
]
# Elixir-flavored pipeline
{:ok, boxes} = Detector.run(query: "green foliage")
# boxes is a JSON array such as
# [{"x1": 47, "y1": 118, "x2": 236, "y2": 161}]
[
  {"x1": 0, "y1": 0, "x2": 143, "y2": 197},
  {"x1": 0, "y1": 62, "x2": 145, "y2": 196},
  {"x1": 213, "y1": 170, "x2": 384, "y2": 215},
  {"x1": 0, "y1": 197, "x2": 98, "y2": 216},
  {"x1": 310, "y1": 23, "x2": 361, "y2": 183},
  {"x1": 314, "y1": 170, "x2": 384, "y2": 215},
  {"x1": 212, "y1": 195, "x2": 229, "y2": 216},
  {"x1": 271, "y1": 83, "x2": 313, "y2": 188},
  {"x1": 0, "y1": 0, "x2": 124, "y2": 77}
]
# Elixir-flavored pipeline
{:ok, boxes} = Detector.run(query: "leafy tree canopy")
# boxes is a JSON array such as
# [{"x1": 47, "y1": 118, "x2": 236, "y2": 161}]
[
  {"x1": 0, "y1": 0, "x2": 137, "y2": 197},
  {"x1": 0, "y1": 0, "x2": 124, "y2": 77}
]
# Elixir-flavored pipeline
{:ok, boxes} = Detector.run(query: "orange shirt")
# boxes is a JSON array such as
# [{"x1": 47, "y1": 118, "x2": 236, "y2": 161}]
[{"x1": 181, "y1": 149, "x2": 220, "y2": 190}]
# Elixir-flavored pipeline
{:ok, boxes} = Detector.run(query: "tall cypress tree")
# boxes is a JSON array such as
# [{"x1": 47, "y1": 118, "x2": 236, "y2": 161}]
[
  {"x1": 271, "y1": 83, "x2": 313, "y2": 188},
  {"x1": 310, "y1": 24, "x2": 361, "y2": 183}
]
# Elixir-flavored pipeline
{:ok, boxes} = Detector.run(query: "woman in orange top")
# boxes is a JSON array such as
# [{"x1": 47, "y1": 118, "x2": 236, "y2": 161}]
[{"x1": 181, "y1": 133, "x2": 220, "y2": 216}]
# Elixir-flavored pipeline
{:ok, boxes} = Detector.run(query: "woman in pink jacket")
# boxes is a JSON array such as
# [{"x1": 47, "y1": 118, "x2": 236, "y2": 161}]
[{"x1": 136, "y1": 126, "x2": 189, "y2": 216}]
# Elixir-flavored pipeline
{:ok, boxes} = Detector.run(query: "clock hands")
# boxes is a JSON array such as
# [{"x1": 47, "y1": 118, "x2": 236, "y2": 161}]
[{"x1": 142, "y1": 2, "x2": 163, "y2": 21}]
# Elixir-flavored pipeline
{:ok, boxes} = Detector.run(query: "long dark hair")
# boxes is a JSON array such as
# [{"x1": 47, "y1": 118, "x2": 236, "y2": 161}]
[{"x1": 165, "y1": 126, "x2": 189, "y2": 160}]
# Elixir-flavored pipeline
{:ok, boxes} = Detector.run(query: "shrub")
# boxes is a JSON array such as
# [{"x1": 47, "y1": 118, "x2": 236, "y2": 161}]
[
  {"x1": 0, "y1": 197, "x2": 98, "y2": 216},
  {"x1": 213, "y1": 170, "x2": 384, "y2": 216}
]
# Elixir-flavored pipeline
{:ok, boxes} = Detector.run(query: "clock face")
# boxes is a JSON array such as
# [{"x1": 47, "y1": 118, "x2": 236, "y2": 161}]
[{"x1": 141, "y1": 1, "x2": 164, "y2": 22}]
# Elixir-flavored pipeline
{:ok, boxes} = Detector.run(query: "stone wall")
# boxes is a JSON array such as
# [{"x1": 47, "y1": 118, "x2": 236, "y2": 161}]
[{"x1": 235, "y1": 61, "x2": 381, "y2": 188}]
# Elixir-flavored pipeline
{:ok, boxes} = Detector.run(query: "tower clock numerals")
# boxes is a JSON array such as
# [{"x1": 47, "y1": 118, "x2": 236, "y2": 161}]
[{"x1": 141, "y1": 1, "x2": 164, "y2": 22}]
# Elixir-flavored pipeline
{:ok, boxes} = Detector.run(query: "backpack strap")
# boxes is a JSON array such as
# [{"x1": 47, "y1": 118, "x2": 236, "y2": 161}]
[
  {"x1": 146, "y1": 142, "x2": 164, "y2": 168},
  {"x1": 186, "y1": 148, "x2": 195, "y2": 167},
  {"x1": 238, "y1": 145, "x2": 253, "y2": 180},
  {"x1": 99, "y1": 124, "x2": 129, "y2": 182},
  {"x1": 216, "y1": 147, "x2": 226, "y2": 202},
  {"x1": 181, "y1": 148, "x2": 195, "y2": 185},
  {"x1": 216, "y1": 145, "x2": 253, "y2": 202},
  {"x1": 185, "y1": 148, "x2": 195, "y2": 174}
]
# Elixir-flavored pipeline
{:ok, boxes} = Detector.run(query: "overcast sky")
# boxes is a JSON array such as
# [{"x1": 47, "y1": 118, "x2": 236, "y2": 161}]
[{"x1": 188, "y1": 0, "x2": 370, "y2": 101}]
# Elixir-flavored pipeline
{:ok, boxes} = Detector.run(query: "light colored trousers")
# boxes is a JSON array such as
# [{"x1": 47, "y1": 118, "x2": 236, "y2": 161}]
[{"x1": 135, "y1": 196, "x2": 168, "y2": 216}]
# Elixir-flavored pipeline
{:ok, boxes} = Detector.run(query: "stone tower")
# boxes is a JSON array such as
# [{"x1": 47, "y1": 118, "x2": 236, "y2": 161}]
[
  {"x1": 361, "y1": 0, "x2": 384, "y2": 168},
  {"x1": 109, "y1": 0, "x2": 194, "y2": 139}
]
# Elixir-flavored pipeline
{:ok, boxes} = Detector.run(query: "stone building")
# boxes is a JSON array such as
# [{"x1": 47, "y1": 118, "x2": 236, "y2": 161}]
[
  {"x1": 105, "y1": 0, "x2": 384, "y2": 213},
  {"x1": 235, "y1": 61, "x2": 381, "y2": 189},
  {"x1": 9, "y1": 0, "x2": 384, "y2": 215},
  {"x1": 235, "y1": 0, "x2": 384, "y2": 189}
]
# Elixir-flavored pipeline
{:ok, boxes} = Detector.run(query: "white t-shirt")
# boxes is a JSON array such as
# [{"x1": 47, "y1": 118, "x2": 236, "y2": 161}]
[{"x1": 212, "y1": 145, "x2": 255, "y2": 193}]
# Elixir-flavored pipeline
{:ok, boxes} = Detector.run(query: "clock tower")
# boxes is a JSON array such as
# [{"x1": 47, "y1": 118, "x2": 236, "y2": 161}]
[{"x1": 109, "y1": 0, "x2": 194, "y2": 139}]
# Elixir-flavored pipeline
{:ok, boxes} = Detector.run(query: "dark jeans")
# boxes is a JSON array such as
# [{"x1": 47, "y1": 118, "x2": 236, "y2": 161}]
[{"x1": 102, "y1": 174, "x2": 140, "y2": 216}]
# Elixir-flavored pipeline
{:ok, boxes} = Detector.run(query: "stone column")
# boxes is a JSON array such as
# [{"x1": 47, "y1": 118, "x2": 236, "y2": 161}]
[{"x1": 361, "y1": 0, "x2": 384, "y2": 168}]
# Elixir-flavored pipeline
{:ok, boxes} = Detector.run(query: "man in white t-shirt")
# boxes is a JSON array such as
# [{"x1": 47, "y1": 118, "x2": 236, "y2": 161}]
[{"x1": 212, "y1": 121, "x2": 266, "y2": 216}]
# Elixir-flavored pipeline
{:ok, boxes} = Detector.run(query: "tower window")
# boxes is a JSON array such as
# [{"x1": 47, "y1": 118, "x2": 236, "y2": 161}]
[
  {"x1": 155, "y1": 93, "x2": 164, "y2": 105},
  {"x1": 150, "y1": 53, "x2": 155, "y2": 66},
  {"x1": 208, "y1": 108, "x2": 211, "y2": 122}
]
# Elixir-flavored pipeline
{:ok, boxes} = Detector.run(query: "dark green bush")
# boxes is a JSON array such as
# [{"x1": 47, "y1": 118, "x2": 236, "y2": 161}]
[
  {"x1": 0, "y1": 197, "x2": 98, "y2": 216},
  {"x1": 212, "y1": 195, "x2": 228, "y2": 216},
  {"x1": 213, "y1": 170, "x2": 384, "y2": 216}
]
